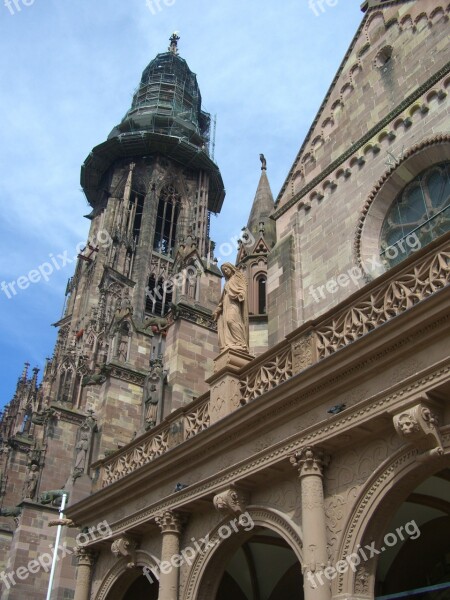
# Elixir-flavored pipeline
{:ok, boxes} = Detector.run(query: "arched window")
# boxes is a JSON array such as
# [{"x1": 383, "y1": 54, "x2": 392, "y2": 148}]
[
  {"x1": 153, "y1": 185, "x2": 181, "y2": 256},
  {"x1": 256, "y1": 274, "x2": 267, "y2": 315},
  {"x1": 380, "y1": 161, "x2": 450, "y2": 267}
]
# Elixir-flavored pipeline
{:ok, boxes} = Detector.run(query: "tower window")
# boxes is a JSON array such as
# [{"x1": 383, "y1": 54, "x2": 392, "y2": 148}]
[
  {"x1": 257, "y1": 275, "x2": 267, "y2": 315},
  {"x1": 154, "y1": 185, "x2": 181, "y2": 256},
  {"x1": 145, "y1": 274, "x2": 173, "y2": 316},
  {"x1": 380, "y1": 162, "x2": 450, "y2": 268}
]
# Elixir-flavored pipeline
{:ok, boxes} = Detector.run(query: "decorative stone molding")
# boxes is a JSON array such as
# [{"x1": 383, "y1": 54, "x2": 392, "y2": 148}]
[
  {"x1": 111, "y1": 536, "x2": 137, "y2": 568},
  {"x1": 213, "y1": 485, "x2": 247, "y2": 515},
  {"x1": 290, "y1": 446, "x2": 329, "y2": 478},
  {"x1": 155, "y1": 510, "x2": 184, "y2": 534},
  {"x1": 393, "y1": 401, "x2": 443, "y2": 458}
]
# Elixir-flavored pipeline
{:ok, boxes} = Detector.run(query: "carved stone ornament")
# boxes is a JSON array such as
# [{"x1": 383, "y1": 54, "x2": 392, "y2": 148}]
[
  {"x1": 354, "y1": 564, "x2": 370, "y2": 595},
  {"x1": 290, "y1": 446, "x2": 329, "y2": 478},
  {"x1": 213, "y1": 486, "x2": 247, "y2": 515},
  {"x1": 155, "y1": 510, "x2": 184, "y2": 534},
  {"x1": 393, "y1": 401, "x2": 443, "y2": 458},
  {"x1": 74, "y1": 546, "x2": 97, "y2": 567},
  {"x1": 111, "y1": 536, "x2": 137, "y2": 568}
]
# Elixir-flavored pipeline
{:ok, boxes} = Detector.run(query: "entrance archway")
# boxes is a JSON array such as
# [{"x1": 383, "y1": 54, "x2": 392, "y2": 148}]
[
  {"x1": 184, "y1": 508, "x2": 303, "y2": 600},
  {"x1": 375, "y1": 468, "x2": 450, "y2": 599},
  {"x1": 105, "y1": 567, "x2": 159, "y2": 600},
  {"x1": 216, "y1": 529, "x2": 303, "y2": 600}
]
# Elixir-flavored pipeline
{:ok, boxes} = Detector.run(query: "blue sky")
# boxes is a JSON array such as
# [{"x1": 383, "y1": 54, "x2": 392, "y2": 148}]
[{"x1": 0, "y1": 0, "x2": 362, "y2": 408}]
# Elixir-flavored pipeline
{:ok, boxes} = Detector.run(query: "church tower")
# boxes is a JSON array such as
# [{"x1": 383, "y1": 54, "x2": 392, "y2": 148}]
[{"x1": 0, "y1": 34, "x2": 225, "y2": 599}]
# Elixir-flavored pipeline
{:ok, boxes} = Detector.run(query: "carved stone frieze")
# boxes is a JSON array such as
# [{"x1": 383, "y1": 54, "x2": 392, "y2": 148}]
[
  {"x1": 111, "y1": 536, "x2": 137, "y2": 568},
  {"x1": 213, "y1": 485, "x2": 247, "y2": 516},
  {"x1": 393, "y1": 400, "x2": 443, "y2": 458}
]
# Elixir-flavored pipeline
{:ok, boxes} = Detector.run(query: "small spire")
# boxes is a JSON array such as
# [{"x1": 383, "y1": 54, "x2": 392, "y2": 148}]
[
  {"x1": 260, "y1": 154, "x2": 267, "y2": 171},
  {"x1": 21, "y1": 362, "x2": 30, "y2": 382},
  {"x1": 169, "y1": 32, "x2": 180, "y2": 55}
]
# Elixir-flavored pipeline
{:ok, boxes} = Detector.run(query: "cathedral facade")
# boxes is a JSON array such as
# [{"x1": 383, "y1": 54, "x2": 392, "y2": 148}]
[{"x1": 1, "y1": 1, "x2": 450, "y2": 599}]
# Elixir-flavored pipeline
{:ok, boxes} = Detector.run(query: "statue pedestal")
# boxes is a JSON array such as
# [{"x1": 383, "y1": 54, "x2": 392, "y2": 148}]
[{"x1": 207, "y1": 349, "x2": 254, "y2": 425}]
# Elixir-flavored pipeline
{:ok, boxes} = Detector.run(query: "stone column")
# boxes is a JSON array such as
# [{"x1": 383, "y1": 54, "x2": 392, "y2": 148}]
[
  {"x1": 74, "y1": 547, "x2": 96, "y2": 600},
  {"x1": 291, "y1": 447, "x2": 331, "y2": 600},
  {"x1": 155, "y1": 511, "x2": 183, "y2": 600}
]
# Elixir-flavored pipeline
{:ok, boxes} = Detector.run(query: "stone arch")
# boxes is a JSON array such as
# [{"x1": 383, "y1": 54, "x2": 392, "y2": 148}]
[
  {"x1": 355, "y1": 134, "x2": 450, "y2": 278},
  {"x1": 94, "y1": 549, "x2": 160, "y2": 600},
  {"x1": 334, "y1": 431, "x2": 450, "y2": 597},
  {"x1": 183, "y1": 506, "x2": 303, "y2": 600}
]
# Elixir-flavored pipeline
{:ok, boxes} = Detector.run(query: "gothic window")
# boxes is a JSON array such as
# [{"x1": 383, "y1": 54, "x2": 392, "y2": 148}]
[
  {"x1": 380, "y1": 161, "x2": 450, "y2": 267},
  {"x1": 58, "y1": 367, "x2": 73, "y2": 403},
  {"x1": 256, "y1": 274, "x2": 267, "y2": 315},
  {"x1": 153, "y1": 185, "x2": 181, "y2": 256}
]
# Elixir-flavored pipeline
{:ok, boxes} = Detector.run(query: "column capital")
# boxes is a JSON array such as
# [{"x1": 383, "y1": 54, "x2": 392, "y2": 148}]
[
  {"x1": 74, "y1": 546, "x2": 97, "y2": 567},
  {"x1": 290, "y1": 446, "x2": 329, "y2": 477},
  {"x1": 155, "y1": 510, "x2": 184, "y2": 534}
]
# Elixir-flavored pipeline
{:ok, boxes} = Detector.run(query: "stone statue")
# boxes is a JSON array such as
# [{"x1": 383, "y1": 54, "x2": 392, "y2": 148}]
[
  {"x1": 74, "y1": 432, "x2": 90, "y2": 472},
  {"x1": 23, "y1": 464, "x2": 39, "y2": 500},
  {"x1": 213, "y1": 263, "x2": 249, "y2": 353}
]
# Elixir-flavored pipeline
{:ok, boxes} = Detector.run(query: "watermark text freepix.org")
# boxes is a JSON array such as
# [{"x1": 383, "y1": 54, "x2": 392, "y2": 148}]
[
  {"x1": 307, "y1": 520, "x2": 421, "y2": 588},
  {"x1": 4, "y1": 0, "x2": 35, "y2": 16},
  {"x1": 0, "y1": 520, "x2": 112, "y2": 590},
  {"x1": 309, "y1": 0, "x2": 338, "y2": 17},
  {"x1": 308, "y1": 232, "x2": 421, "y2": 303},
  {"x1": 143, "y1": 512, "x2": 255, "y2": 585},
  {"x1": 1, "y1": 230, "x2": 112, "y2": 300}
]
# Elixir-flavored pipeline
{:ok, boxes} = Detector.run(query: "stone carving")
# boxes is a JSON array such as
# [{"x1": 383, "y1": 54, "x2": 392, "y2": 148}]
[
  {"x1": 354, "y1": 564, "x2": 370, "y2": 595},
  {"x1": 185, "y1": 399, "x2": 210, "y2": 439},
  {"x1": 39, "y1": 489, "x2": 67, "y2": 506},
  {"x1": 49, "y1": 518, "x2": 75, "y2": 527},
  {"x1": 393, "y1": 401, "x2": 443, "y2": 458},
  {"x1": 102, "y1": 428, "x2": 170, "y2": 487},
  {"x1": 317, "y1": 243, "x2": 450, "y2": 358},
  {"x1": 213, "y1": 263, "x2": 249, "y2": 353},
  {"x1": 111, "y1": 536, "x2": 137, "y2": 568},
  {"x1": 290, "y1": 446, "x2": 329, "y2": 478},
  {"x1": 143, "y1": 358, "x2": 166, "y2": 431},
  {"x1": 73, "y1": 411, "x2": 97, "y2": 480},
  {"x1": 0, "y1": 506, "x2": 21, "y2": 518},
  {"x1": 213, "y1": 486, "x2": 247, "y2": 515},
  {"x1": 23, "y1": 464, "x2": 39, "y2": 500},
  {"x1": 155, "y1": 510, "x2": 184, "y2": 534},
  {"x1": 240, "y1": 346, "x2": 292, "y2": 405},
  {"x1": 82, "y1": 364, "x2": 107, "y2": 386},
  {"x1": 74, "y1": 432, "x2": 90, "y2": 471},
  {"x1": 292, "y1": 334, "x2": 315, "y2": 375}
]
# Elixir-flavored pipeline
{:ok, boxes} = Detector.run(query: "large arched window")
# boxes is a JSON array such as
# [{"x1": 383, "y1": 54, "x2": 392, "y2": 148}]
[
  {"x1": 380, "y1": 161, "x2": 450, "y2": 267},
  {"x1": 153, "y1": 185, "x2": 181, "y2": 256}
]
